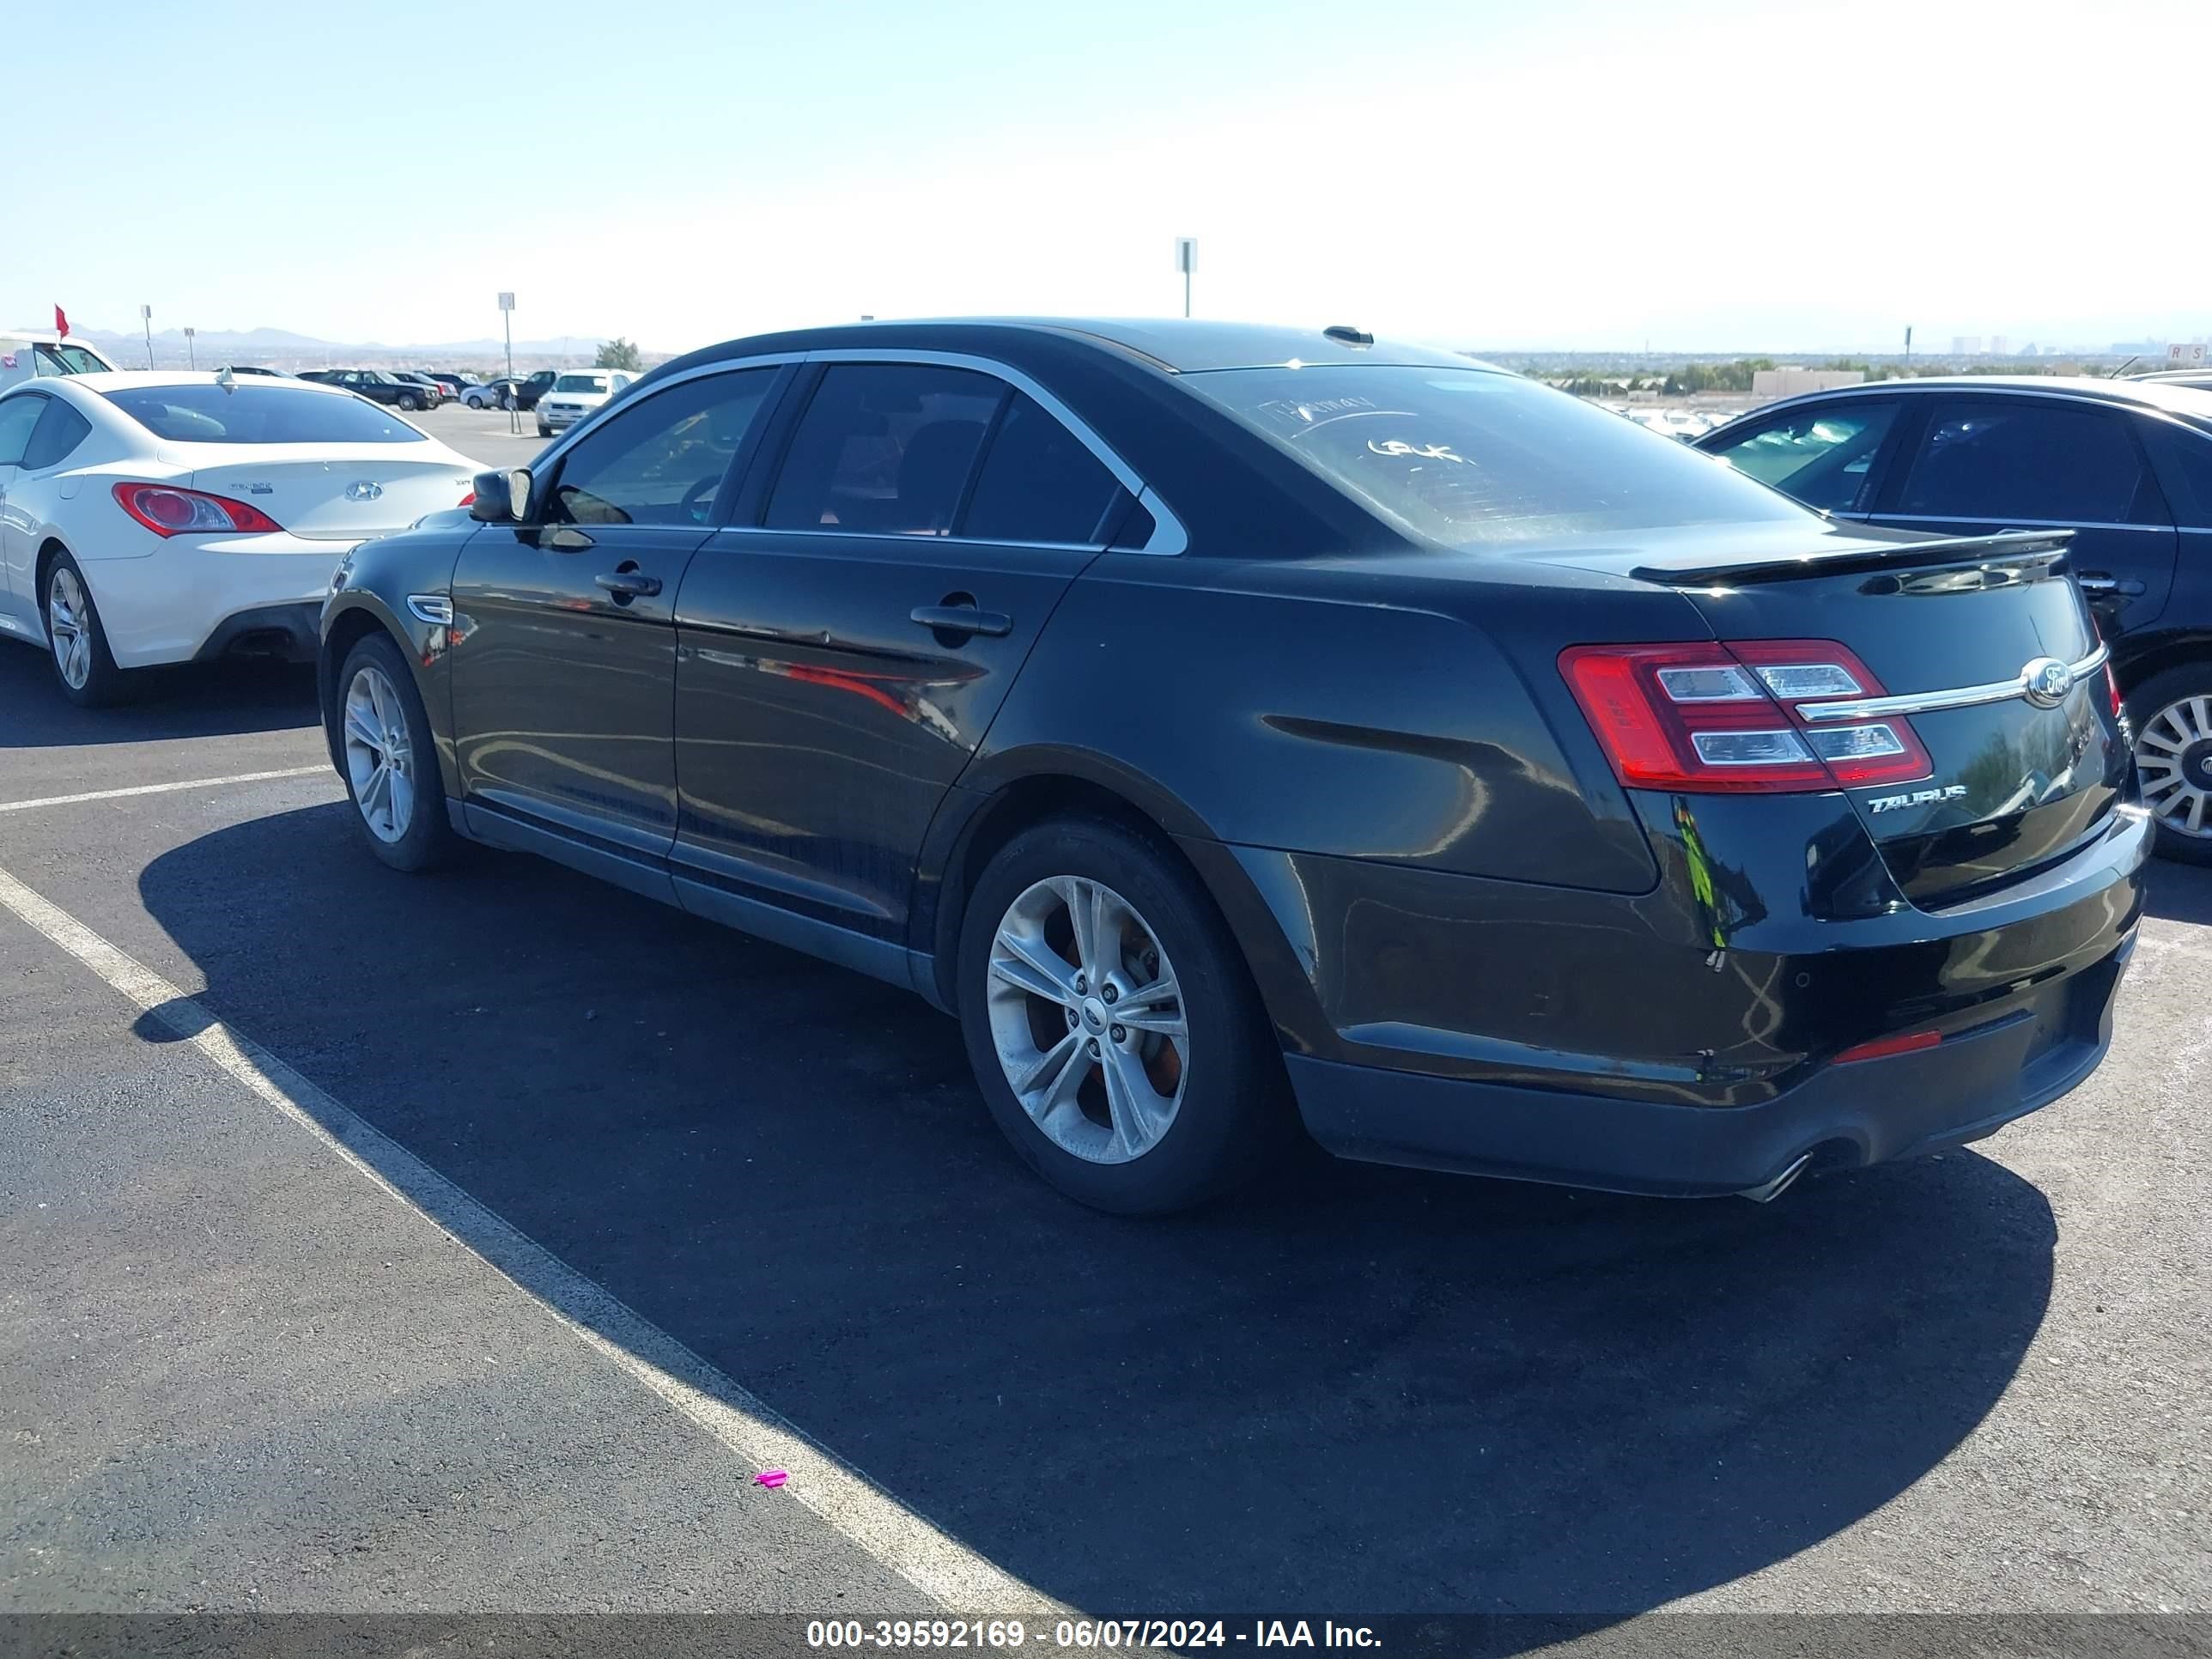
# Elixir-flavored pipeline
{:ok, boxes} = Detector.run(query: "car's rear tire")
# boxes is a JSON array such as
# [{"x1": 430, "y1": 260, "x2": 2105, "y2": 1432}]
[
  {"x1": 336, "y1": 631, "x2": 455, "y2": 872},
  {"x1": 41, "y1": 552, "x2": 129, "y2": 708},
  {"x1": 2128, "y1": 663, "x2": 2212, "y2": 864},
  {"x1": 955, "y1": 816, "x2": 1287, "y2": 1214}
]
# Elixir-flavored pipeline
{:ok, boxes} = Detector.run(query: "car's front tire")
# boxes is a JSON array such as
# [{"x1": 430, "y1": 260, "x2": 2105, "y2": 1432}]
[
  {"x1": 536, "y1": 422, "x2": 553, "y2": 438},
  {"x1": 2128, "y1": 663, "x2": 2212, "y2": 864},
  {"x1": 398, "y1": 393, "x2": 422, "y2": 411},
  {"x1": 955, "y1": 816, "x2": 1286, "y2": 1214},
  {"x1": 336, "y1": 631, "x2": 455, "y2": 872},
  {"x1": 41, "y1": 552, "x2": 128, "y2": 708}
]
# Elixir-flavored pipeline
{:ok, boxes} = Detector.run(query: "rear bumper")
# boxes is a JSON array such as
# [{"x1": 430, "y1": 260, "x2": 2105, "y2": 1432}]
[
  {"x1": 191, "y1": 601, "x2": 322, "y2": 664},
  {"x1": 1193, "y1": 794, "x2": 2149, "y2": 1195},
  {"x1": 1287, "y1": 927, "x2": 2131, "y2": 1195},
  {"x1": 89, "y1": 539, "x2": 356, "y2": 668}
]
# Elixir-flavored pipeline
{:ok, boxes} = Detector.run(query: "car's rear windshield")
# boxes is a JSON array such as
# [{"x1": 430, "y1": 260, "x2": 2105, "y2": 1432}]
[
  {"x1": 1183, "y1": 365, "x2": 1807, "y2": 546},
  {"x1": 103, "y1": 384, "x2": 428, "y2": 444},
  {"x1": 555, "y1": 374, "x2": 610, "y2": 393}
]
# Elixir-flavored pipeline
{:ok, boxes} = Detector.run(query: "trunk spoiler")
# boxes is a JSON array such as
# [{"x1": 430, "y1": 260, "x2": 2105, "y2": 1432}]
[{"x1": 1631, "y1": 528, "x2": 2075, "y2": 588}]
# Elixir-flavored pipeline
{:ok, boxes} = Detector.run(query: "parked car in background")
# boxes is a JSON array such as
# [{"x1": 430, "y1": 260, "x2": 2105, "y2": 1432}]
[
  {"x1": 423, "y1": 373, "x2": 477, "y2": 402},
  {"x1": 1696, "y1": 375, "x2": 2212, "y2": 862},
  {"x1": 318, "y1": 319, "x2": 2143, "y2": 1215},
  {"x1": 2, "y1": 330, "x2": 118, "y2": 391},
  {"x1": 2125, "y1": 369, "x2": 2212, "y2": 393},
  {"x1": 535, "y1": 368, "x2": 637, "y2": 437},
  {"x1": 393, "y1": 372, "x2": 452, "y2": 406},
  {"x1": 0, "y1": 371, "x2": 474, "y2": 705},
  {"x1": 301, "y1": 368, "x2": 440, "y2": 411},
  {"x1": 218, "y1": 365, "x2": 294, "y2": 379},
  {"x1": 504, "y1": 369, "x2": 559, "y2": 412}
]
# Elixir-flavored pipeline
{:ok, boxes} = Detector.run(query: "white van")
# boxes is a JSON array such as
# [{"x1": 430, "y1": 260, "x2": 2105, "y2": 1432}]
[{"x1": 1, "y1": 331, "x2": 119, "y2": 392}]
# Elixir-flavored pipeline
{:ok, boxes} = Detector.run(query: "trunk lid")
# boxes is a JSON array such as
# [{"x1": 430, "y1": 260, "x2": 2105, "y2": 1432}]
[
  {"x1": 1541, "y1": 523, "x2": 2128, "y2": 907},
  {"x1": 172, "y1": 442, "x2": 476, "y2": 541}
]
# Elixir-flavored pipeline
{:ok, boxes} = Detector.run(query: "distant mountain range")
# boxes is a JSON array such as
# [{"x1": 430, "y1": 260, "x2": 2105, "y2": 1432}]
[{"x1": 55, "y1": 324, "x2": 627, "y2": 371}]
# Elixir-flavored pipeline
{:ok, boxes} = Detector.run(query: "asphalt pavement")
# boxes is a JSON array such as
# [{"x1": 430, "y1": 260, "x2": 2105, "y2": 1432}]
[{"x1": 0, "y1": 625, "x2": 2208, "y2": 1632}]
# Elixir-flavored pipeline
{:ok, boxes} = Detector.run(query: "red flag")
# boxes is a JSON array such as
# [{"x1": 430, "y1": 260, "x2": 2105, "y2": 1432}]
[{"x1": 53, "y1": 305, "x2": 68, "y2": 339}]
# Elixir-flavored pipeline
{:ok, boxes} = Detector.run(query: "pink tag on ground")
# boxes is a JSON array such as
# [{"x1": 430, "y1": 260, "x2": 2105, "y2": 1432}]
[{"x1": 754, "y1": 1469, "x2": 789, "y2": 1489}]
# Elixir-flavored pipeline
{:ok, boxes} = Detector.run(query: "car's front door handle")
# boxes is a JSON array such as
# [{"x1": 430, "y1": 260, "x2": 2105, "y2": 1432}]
[
  {"x1": 910, "y1": 604, "x2": 1012, "y2": 639},
  {"x1": 2076, "y1": 573, "x2": 2146, "y2": 598},
  {"x1": 595, "y1": 569, "x2": 663, "y2": 599}
]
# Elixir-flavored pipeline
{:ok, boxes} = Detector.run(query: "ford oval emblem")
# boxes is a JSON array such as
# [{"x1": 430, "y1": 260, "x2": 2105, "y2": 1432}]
[
  {"x1": 344, "y1": 480, "x2": 384, "y2": 502},
  {"x1": 2021, "y1": 656, "x2": 2075, "y2": 708}
]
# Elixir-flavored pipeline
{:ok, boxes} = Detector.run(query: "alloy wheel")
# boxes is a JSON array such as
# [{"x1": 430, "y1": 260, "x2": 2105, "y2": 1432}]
[
  {"x1": 343, "y1": 664, "x2": 416, "y2": 843},
  {"x1": 985, "y1": 876, "x2": 1188, "y2": 1164},
  {"x1": 47, "y1": 567, "x2": 93, "y2": 690},
  {"x1": 2137, "y1": 695, "x2": 2212, "y2": 839}
]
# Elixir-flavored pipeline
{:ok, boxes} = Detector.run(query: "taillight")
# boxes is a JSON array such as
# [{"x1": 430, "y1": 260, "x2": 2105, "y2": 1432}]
[
  {"x1": 2105, "y1": 663, "x2": 2124, "y2": 719},
  {"x1": 112, "y1": 482, "x2": 284, "y2": 537},
  {"x1": 1560, "y1": 638, "x2": 1933, "y2": 793},
  {"x1": 459, "y1": 489, "x2": 476, "y2": 507}
]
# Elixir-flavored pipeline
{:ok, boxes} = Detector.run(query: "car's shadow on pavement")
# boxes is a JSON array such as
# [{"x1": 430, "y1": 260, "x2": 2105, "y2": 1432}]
[
  {"x1": 2142, "y1": 857, "x2": 2212, "y2": 925},
  {"x1": 137, "y1": 803, "x2": 2056, "y2": 1627},
  {"x1": 0, "y1": 644, "x2": 318, "y2": 750}
]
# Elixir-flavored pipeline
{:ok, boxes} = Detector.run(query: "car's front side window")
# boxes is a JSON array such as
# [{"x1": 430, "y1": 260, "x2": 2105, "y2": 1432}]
[
  {"x1": 764, "y1": 363, "x2": 1003, "y2": 537},
  {"x1": 1706, "y1": 400, "x2": 1900, "y2": 513},
  {"x1": 544, "y1": 368, "x2": 778, "y2": 527}
]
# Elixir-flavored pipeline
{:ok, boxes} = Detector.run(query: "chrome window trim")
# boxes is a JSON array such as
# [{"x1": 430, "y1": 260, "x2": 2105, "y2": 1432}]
[
  {"x1": 1797, "y1": 641, "x2": 2109, "y2": 724},
  {"x1": 534, "y1": 345, "x2": 1188, "y2": 554},
  {"x1": 1875, "y1": 514, "x2": 2169, "y2": 534}
]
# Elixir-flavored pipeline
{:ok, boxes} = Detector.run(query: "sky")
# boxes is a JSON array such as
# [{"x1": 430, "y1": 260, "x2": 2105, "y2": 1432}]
[{"x1": 14, "y1": 0, "x2": 2212, "y2": 356}]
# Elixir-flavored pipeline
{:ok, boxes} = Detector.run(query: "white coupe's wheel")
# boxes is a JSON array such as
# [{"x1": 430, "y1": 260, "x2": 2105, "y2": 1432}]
[{"x1": 41, "y1": 554, "x2": 126, "y2": 707}]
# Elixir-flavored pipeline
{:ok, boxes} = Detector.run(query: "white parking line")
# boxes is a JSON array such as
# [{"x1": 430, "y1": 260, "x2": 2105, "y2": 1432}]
[
  {"x1": 0, "y1": 860, "x2": 1047, "y2": 1614},
  {"x1": 0, "y1": 766, "x2": 334, "y2": 814}
]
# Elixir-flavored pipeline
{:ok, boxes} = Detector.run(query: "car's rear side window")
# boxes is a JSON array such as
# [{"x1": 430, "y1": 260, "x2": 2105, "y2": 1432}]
[
  {"x1": 2140, "y1": 418, "x2": 2212, "y2": 527},
  {"x1": 0, "y1": 394, "x2": 46, "y2": 466},
  {"x1": 765, "y1": 364, "x2": 1003, "y2": 537},
  {"x1": 962, "y1": 392, "x2": 1122, "y2": 544},
  {"x1": 1183, "y1": 365, "x2": 1807, "y2": 546},
  {"x1": 103, "y1": 385, "x2": 426, "y2": 444},
  {"x1": 1705, "y1": 401, "x2": 1900, "y2": 513},
  {"x1": 22, "y1": 398, "x2": 92, "y2": 469},
  {"x1": 34, "y1": 344, "x2": 107, "y2": 375},
  {"x1": 1893, "y1": 400, "x2": 2165, "y2": 525}
]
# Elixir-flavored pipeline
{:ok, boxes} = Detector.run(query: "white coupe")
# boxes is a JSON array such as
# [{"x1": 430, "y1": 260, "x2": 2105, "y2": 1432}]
[{"x1": 0, "y1": 371, "x2": 477, "y2": 705}]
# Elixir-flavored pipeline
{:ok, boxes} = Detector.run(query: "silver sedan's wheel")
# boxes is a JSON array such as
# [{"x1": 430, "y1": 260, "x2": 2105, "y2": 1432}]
[
  {"x1": 2136, "y1": 694, "x2": 2212, "y2": 840},
  {"x1": 47, "y1": 566, "x2": 93, "y2": 690},
  {"x1": 985, "y1": 875, "x2": 1188, "y2": 1165},
  {"x1": 343, "y1": 664, "x2": 416, "y2": 844}
]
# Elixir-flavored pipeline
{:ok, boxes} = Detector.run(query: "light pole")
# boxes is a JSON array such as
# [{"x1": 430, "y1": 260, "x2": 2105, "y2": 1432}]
[
  {"x1": 1176, "y1": 237, "x2": 1196, "y2": 319},
  {"x1": 183, "y1": 325, "x2": 196, "y2": 368},
  {"x1": 140, "y1": 304, "x2": 154, "y2": 368},
  {"x1": 498, "y1": 292, "x2": 518, "y2": 431}
]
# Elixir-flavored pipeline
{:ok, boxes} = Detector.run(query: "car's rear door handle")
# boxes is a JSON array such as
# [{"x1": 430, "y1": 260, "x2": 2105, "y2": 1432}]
[
  {"x1": 595, "y1": 569, "x2": 663, "y2": 598},
  {"x1": 910, "y1": 604, "x2": 1012, "y2": 639},
  {"x1": 2076, "y1": 573, "x2": 2145, "y2": 598}
]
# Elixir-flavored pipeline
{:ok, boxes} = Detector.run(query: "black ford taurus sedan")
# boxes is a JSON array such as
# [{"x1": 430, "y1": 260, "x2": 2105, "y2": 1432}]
[{"x1": 319, "y1": 319, "x2": 2148, "y2": 1213}]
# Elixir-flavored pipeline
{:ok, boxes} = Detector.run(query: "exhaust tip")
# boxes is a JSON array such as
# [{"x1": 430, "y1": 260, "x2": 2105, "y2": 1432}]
[{"x1": 1737, "y1": 1152, "x2": 1812, "y2": 1205}]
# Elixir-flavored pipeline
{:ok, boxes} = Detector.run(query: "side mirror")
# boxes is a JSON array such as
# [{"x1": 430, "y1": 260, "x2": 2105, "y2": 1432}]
[{"x1": 470, "y1": 467, "x2": 531, "y2": 522}]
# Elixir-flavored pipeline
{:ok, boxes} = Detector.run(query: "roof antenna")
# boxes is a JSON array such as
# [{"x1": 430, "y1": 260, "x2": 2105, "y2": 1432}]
[
  {"x1": 216, "y1": 365, "x2": 236, "y2": 393},
  {"x1": 1322, "y1": 325, "x2": 1374, "y2": 347}
]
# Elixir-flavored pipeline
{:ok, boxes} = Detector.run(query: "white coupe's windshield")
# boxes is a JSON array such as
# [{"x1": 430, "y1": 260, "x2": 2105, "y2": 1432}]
[
  {"x1": 1186, "y1": 365, "x2": 1808, "y2": 546},
  {"x1": 105, "y1": 385, "x2": 428, "y2": 444}
]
